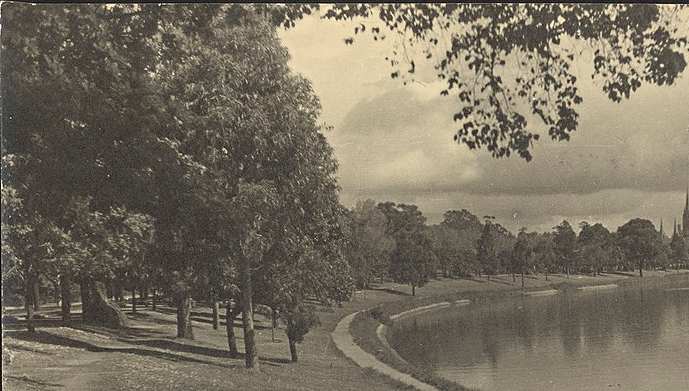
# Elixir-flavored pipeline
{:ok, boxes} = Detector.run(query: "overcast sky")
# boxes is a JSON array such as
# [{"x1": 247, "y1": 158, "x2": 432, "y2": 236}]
[{"x1": 280, "y1": 10, "x2": 689, "y2": 234}]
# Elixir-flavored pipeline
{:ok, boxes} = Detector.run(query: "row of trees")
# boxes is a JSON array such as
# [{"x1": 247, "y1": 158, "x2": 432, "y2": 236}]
[
  {"x1": 2, "y1": 4, "x2": 357, "y2": 369},
  {"x1": 345, "y1": 200, "x2": 689, "y2": 295}
]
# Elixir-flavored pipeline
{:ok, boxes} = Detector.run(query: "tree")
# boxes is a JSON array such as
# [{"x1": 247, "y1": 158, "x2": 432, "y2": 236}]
[
  {"x1": 617, "y1": 219, "x2": 663, "y2": 277},
  {"x1": 379, "y1": 203, "x2": 434, "y2": 296},
  {"x1": 476, "y1": 217, "x2": 496, "y2": 278},
  {"x1": 282, "y1": 304, "x2": 320, "y2": 362},
  {"x1": 346, "y1": 199, "x2": 395, "y2": 288},
  {"x1": 553, "y1": 220, "x2": 577, "y2": 277},
  {"x1": 578, "y1": 222, "x2": 612, "y2": 275},
  {"x1": 512, "y1": 229, "x2": 538, "y2": 288},
  {"x1": 533, "y1": 233, "x2": 557, "y2": 280},
  {"x1": 436, "y1": 209, "x2": 483, "y2": 277}
]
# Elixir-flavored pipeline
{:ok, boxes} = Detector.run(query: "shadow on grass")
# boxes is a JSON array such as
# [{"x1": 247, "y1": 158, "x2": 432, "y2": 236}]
[
  {"x1": 6, "y1": 327, "x2": 292, "y2": 368},
  {"x1": 4, "y1": 374, "x2": 64, "y2": 388},
  {"x1": 114, "y1": 336, "x2": 291, "y2": 366},
  {"x1": 1, "y1": 316, "x2": 83, "y2": 331},
  {"x1": 368, "y1": 287, "x2": 411, "y2": 296},
  {"x1": 5, "y1": 330, "x2": 242, "y2": 369},
  {"x1": 126, "y1": 312, "x2": 178, "y2": 326}
]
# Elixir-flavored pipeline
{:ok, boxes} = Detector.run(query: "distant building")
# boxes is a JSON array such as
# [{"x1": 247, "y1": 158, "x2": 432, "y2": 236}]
[
  {"x1": 684, "y1": 188, "x2": 689, "y2": 238},
  {"x1": 675, "y1": 188, "x2": 689, "y2": 239}
]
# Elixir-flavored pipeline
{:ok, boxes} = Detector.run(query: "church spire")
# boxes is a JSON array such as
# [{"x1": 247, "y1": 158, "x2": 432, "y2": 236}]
[{"x1": 683, "y1": 185, "x2": 689, "y2": 238}]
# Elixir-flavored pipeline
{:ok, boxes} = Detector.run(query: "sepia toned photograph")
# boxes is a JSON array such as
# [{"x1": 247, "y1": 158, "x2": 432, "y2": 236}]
[{"x1": 2, "y1": 3, "x2": 688, "y2": 391}]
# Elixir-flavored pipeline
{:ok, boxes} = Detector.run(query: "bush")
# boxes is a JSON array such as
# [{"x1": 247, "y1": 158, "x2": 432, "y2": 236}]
[
  {"x1": 369, "y1": 307, "x2": 391, "y2": 325},
  {"x1": 284, "y1": 304, "x2": 321, "y2": 343}
]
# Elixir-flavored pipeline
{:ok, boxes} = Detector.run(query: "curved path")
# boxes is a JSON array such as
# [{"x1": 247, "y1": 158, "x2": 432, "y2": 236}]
[{"x1": 332, "y1": 312, "x2": 439, "y2": 391}]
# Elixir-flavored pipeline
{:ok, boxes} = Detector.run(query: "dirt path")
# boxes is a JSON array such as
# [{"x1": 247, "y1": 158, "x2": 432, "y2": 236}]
[{"x1": 332, "y1": 312, "x2": 439, "y2": 391}]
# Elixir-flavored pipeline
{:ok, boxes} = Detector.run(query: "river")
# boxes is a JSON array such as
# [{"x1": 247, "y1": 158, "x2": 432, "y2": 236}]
[{"x1": 390, "y1": 277, "x2": 689, "y2": 391}]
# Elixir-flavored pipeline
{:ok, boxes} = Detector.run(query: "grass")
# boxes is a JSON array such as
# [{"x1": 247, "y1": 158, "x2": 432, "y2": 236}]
[{"x1": 2, "y1": 270, "x2": 687, "y2": 391}]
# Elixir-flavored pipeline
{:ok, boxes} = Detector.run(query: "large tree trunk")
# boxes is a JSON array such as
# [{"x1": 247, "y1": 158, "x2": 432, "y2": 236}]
[
  {"x1": 60, "y1": 273, "x2": 72, "y2": 323},
  {"x1": 131, "y1": 285, "x2": 137, "y2": 314},
  {"x1": 114, "y1": 282, "x2": 124, "y2": 303},
  {"x1": 105, "y1": 280, "x2": 114, "y2": 300},
  {"x1": 80, "y1": 278, "x2": 91, "y2": 317},
  {"x1": 24, "y1": 274, "x2": 36, "y2": 332},
  {"x1": 240, "y1": 258, "x2": 259, "y2": 370},
  {"x1": 288, "y1": 336, "x2": 298, "y2": 362},
  {"x1": 32, "y1": 279, "x2": 41, "y2": 312},
  {"x1": 225, "y1": 304, "x2": 239, "y2": 356},
  {"x1": 81, "y1": 279, "x2": 129, "y2": 328},
  {"x1": 211, "y1": 299, "x2": 220, "y2": 330},
  {"x1": 175, "y1": 286, "x2": 194, "y2": 339}
]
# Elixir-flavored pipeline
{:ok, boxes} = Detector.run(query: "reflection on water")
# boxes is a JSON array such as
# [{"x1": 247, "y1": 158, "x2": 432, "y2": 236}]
[{"x1": 391, "y1": 279, "x2": 689, "y2": 391}]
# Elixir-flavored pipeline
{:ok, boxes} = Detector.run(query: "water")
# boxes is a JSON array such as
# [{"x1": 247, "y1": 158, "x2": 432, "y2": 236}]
[{"x1": 391, "y1": 279, "x2": 689, "y2": 391}]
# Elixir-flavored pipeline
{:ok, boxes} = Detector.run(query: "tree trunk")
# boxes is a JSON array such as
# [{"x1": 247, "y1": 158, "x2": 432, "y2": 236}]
[
  {"x1": 142, "y1": 286, "x2": 149, "y2": 307},
  {"x1": 151, "y1": 287, "x2": 157, "y2": 311},
  {"x1": 131, "y1": 286, "x2": 137, "y2": 314},
  {"x1": 175, "y1": 287, "x2": 194, "y2": 339},
  {"x1": 226, "y1": 304, "x2": 239, "y2": 356},
  {"x1": 271, "y1": 309, "x2": 278, "y2": 343},
  {"x1": 53, "y1": 281, "x2": 60, "y2": 305},
  {"x1": 212, "y1": 300, "x2": 220, "y2": 330},
  {"x1": 288, "y1": 336, "x2": 298, "y2": 362},
  {"x1": 32, "y1": 279, "x2": 41, "y2": 312},
  {"x1": 81, "y1": 279, "x2": 128, "y2": 328},
  {"x1": 25, "y1": 275, "x2": 36, "y2": 332},
  {"x1": 411, "y1": 284, "x2": 416, "y2": 296},
  {"x1": 521, "y1": 271, "x2": 525, "y2": 289},
  {"x1": 240, "y1": 258, "x2": 259, "y2": 370},
  {"x1": 639, "y1": 260, "x2": 644, "y2": 277},
  {"x1": 105, "y1": 280, "x2": 114, "y2": 300},
  {"x1": 60, "y1": 273, "x2": 72, "y2": 323},
  {"x1": 115, "y1": 283, "x2": 124, "y2": 303}
]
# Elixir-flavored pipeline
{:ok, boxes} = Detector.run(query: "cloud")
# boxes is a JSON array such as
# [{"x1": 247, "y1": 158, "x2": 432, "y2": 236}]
[
  {"x1": 331, "y1": 72, "x2": 689, "y2": 198},
  {"x1": 281, "y1": 12, "x2": 689, "y2": 232}
]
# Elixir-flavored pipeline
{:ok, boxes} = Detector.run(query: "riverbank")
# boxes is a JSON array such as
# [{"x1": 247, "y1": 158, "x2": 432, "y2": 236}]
[
  {"x1": 348, "y1": 270, "x2": 689, "y2": 391},
  {"x1": 3, "y1": 270, "x2": 687, "y2": 390}
]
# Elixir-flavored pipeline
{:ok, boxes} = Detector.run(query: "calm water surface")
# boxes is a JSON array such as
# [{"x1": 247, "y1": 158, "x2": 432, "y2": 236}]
[{"x1": 391, "y1": 278, "x2": 689, "y2": 391}]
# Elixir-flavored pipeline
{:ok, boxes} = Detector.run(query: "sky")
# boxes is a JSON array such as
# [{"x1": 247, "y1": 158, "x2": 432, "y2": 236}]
[{"x1": 279, "y1": 9, "x2": 689, "y2": 234}]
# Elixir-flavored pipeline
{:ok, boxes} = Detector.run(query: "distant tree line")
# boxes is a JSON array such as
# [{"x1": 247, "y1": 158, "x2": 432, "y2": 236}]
[{"x1": 345, "y1": 199, "x2": 689, "y2": 294}]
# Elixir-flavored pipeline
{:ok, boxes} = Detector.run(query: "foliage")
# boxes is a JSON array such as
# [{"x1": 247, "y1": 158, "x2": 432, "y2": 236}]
[
  {"x1": 378, "y1": 203, "x2": 435, "y2": 293},
  {"x1": 346, "y1": 199, "x2": 396, "y2": 288},
  {"x1": 320, "y1": 4, "x2": 689, "y2": 160},
  {"x1": 283, "y1": 304, "x2": 321, "y2": 344},
  {"x1": 617, "y1": 218, "x2": 664, "y2": 275},
  {"x1": 553, "y1": 220, "x2": 578, "y2": 273}
]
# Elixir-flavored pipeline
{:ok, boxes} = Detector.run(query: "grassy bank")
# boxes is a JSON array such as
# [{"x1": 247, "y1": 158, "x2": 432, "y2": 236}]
[
  {"x1": 3, "y1": 270, "x2": 686, "y2": 390},
  {"x1": 349, "y1": 271, "x2": 689, "y2": 391}
]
